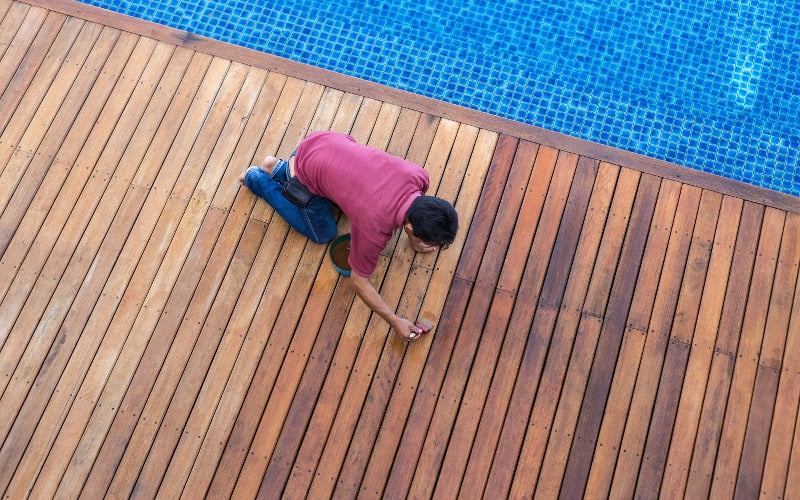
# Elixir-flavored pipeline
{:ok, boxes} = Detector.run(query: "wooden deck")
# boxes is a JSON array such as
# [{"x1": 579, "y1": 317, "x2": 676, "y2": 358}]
[{"x1": 2, "y1": 0, "x2": 800, "y2": 498}]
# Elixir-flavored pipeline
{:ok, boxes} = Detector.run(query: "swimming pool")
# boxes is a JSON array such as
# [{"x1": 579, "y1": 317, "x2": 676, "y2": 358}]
[{"x1": 79, "y1": 0, "x2": 799, "y2": 197}]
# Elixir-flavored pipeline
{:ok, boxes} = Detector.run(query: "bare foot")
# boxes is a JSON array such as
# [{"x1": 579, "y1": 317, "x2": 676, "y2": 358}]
[
  {"x1": 262, "y1": 155, "x2": 279, "y2": 174},
  {"x1": 238, "y1": 156, "x2": 279, "y2": 186}
]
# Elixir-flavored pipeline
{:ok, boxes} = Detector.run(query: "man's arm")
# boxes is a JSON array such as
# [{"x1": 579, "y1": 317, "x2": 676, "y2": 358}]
[{"x1": 349, "y1": 272, "x2": 421, "y2": 340}]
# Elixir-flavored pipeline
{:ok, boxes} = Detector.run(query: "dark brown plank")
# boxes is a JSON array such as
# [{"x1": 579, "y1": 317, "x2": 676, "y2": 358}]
[
  {"x1": 326, "y1": 122, "x2": 477, "y2": 497},
  {"x1": 660, "y1": 196, "x2": 743, "y2": 497},
  {"x1": 710, "y1": 207, "x2": 786, "y2": 498},
  {"x1": 473, "y1": 154, "x2": 600, "y2": 499},
  {"x1": 406, "y1": 140, "x2": 544, "y2": 497},
  {"x1": 632, "y1": 190, "x2": 722, "y2": 497},
  {"x1": 510, "y1": 161, "x2": 621, "y2": 498},
  {"x1": 455, "y1": 145, "x2": 559, "y2": 495},
  {"x1": 684, "y1": 201, "x2": 764, "y2": 499},
  {"x1": 607, "y1": 184, "x2": 702, "y2": 498},
  {"x1": 560, "y1": 173, "x2": 662, "y2": 497},
  {"x1": 529, "y1": 167, "x2": 641, "y2": 498},
  {"x1": 432, "y1": 141, "x2": 554, "y2": 498},
  {"x1": 584, "y1": 178, "x2": 683, "y2": 498},
  {"x1": 735, "y1": 211, "x2": 799, "y2": 498},
  {"x1": 379, "y1": 134, "x2": 520, "y2": 499},
  {"x1": 760, "y1": 215, "x2": 800, "y2": 499}
]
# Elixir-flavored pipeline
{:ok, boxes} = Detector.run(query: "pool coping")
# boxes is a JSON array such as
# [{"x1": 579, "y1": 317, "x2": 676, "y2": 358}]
[{"x1": 27, "y1": 0, "x2": 800, "y2": 214}]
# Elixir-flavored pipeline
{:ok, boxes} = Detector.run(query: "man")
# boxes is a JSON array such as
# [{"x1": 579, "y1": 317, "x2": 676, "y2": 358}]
[{"x1": 238, "y1": 131, "x2": 458, "y2": 340}]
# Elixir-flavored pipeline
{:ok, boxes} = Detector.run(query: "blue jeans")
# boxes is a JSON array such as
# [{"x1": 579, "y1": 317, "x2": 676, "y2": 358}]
[{"x1": 244, "y1": 161, "x2": 338, "y2": 244}]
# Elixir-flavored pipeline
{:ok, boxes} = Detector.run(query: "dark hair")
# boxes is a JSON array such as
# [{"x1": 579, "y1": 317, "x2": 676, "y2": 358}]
[{"x1": 406, "y1": 196, "x2": 458, "y2": 248}]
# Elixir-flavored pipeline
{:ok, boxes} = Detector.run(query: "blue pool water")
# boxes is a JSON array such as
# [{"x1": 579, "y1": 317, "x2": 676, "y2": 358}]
[{"x1": 81, "y1": 0, "x2": 799, "y2": 197}]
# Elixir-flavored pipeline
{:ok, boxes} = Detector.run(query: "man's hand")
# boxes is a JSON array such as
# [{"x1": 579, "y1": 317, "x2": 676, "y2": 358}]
[
  {"x1": 392, "y1": 317, "x2": 423, "y2": 341},
  {"x1": 350, "y1": 272, "x2": 423, "y2": 341}
]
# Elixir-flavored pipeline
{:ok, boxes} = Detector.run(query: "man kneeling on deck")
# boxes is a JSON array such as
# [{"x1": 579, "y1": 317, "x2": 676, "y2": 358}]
[{"x1": 238, "y1": 131, "x2": 458, "y2": 341}]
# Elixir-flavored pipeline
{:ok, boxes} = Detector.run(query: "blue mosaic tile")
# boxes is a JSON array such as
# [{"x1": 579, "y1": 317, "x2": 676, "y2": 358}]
[{"x1": 81, "y1": 0, "x2": 800, "y2": 197}]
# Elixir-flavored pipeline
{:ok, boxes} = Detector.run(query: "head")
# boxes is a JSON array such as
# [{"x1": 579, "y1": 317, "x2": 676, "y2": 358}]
[{"x1": 403, "y1": 196, "x2": 459, "y2": 253}]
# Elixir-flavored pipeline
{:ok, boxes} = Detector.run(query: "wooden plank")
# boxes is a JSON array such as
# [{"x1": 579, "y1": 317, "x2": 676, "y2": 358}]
[
  {"x1": 95, "y1": 215, "x2": 263, "y2": 497},
  {"x1": 298, "y1": 116, "x2": 457, "y2": 500},
  {"x1": 377, "y1": 133, "x2": 518, "y2": 499},
  {"x1": 259, "y1": 106, "x2": 422, "y2": 495},
  {"x1": 477, "y1": 155, "x2": 600, "y2": 499},
  {"x1": 0, "y1": 41, "x2": 182, "y2": 496},
  {"x1": 0, "y1": 13, "x2": 78, "y2": 187},
  {"x1": 0, "y1": 21, "x2": 109, "y2": 230},
  {"x1": 295, "y1": 116, "x2": 456, "y2": 500},
  {"x1": 23, "y1": 52, "x2": 223, "y2": 499},
  {"x1": 315, "y1": 120, "x2": 470, "y2": 498},
  {"x1": 709, "y1": 207, "x2": 786, "y2": 498},
  {"x1": 276, "y1": 107, "x2": 426, "y2": 500},
  {"x1": 79, "y1": 67, "x2": 269, "y2": 496},
  {"x1": 607, "y1": 184, "x2": 702, "y2": 498},
  {"x1": 0, "y1": 26, "x2": 120, "y2": 390},
  {"x1": 248, "y1": 81, "x2": 328, "y2": 221},
  {"x1": 475, "y1": 150, "x2": 581, "y2": 497},
  {"x1": 682, "y1": 201, "x2": 763, "y2": 499},
  {"x1": 121, "y1": 75, "x2": 326, "y2": 500},
  {"x1": 530, "y1": 168, "x2": 643, "y2": 498},
  {"x1": 0, "y1": 26, "x2": 136, "y2": 367},
  {"x1": 0, "y1": 0, "x2": 13, "y2": 25},
  {"x1": 583, "y1": 178, "x2": 682, "y2": 498},
  {"x1": 180, "y1": 92, "x2": 365, "y2": 500},
  {"x1": 455, "y1": 145, "x2": 559, "y2": 496},
  {"x1": 735, "y1": 211, "x2": 799, "y2": 498},
  {"x1": 209, "y1": 72, "x2": 291, "y2": 212},
  {"x1": 632, "y1": 190, "x2": 722, "y2": 497},
  {"x1": 0, "y1": 29, "x2": 136, "y2": 260},
  {"x1": 507, "y1": 161, "x2": 621, "y2": 499},
  {"x1": 195, "y1": 90, "x2": 352, "y2": 500},
  {"x1": 94, "y1": 75, "x2": 291, "y2": 497},
  {"x1": 404, "y1": 138, "x2": 543, "y2": 498},
  {"x1": 559, "y1": 173, "x2": 661, "y2": 498},
  {"x1": 54, "y1": 59, "x2": 252, "y2": 496},
  {"x1": 661, "y1": 195, "x2": 743, "y2": 497},
  {"x1": 0, "y1": 35, "x2": 159, "y2": 296},
  {"x1": 788, "y1": 420, "x2": 800, "y2": 498},
  {"x1": 0, "y1": 3, "x2": 41, "y2": 97},
  {"x1": 0, "y1": 40, "x2": 177, "y2": 336},
  {"x1": 0, "y1": 6, "x2": 58, "y2": 139},
  {"x1": 362, "y1": 139, "x2": 493, "y2": 500},
  {"x1": 760, "y1": 213, "x2": 800, "y2": 498},
  {"x1": 202, "y1": 93, "x2": 378, "y2": 499},
  {"x1": 432, "y1": 142, "x2": 557, "y2": 498}
]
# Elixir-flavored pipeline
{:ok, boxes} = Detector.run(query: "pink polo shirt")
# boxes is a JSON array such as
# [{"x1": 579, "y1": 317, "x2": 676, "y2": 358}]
[{"x1": 295, "y1": 131, "x2": 429, "y2": 277}]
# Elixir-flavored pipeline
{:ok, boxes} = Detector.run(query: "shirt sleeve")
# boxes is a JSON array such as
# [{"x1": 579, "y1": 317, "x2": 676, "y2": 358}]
[{"x1": 347, "y1": 227, "x2": 386, "y2": 278}]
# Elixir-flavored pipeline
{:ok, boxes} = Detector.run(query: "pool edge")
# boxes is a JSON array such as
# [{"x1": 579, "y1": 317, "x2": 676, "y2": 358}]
[{"x1": 27, "y1": 0, "x2": 800, "y2": 214}]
